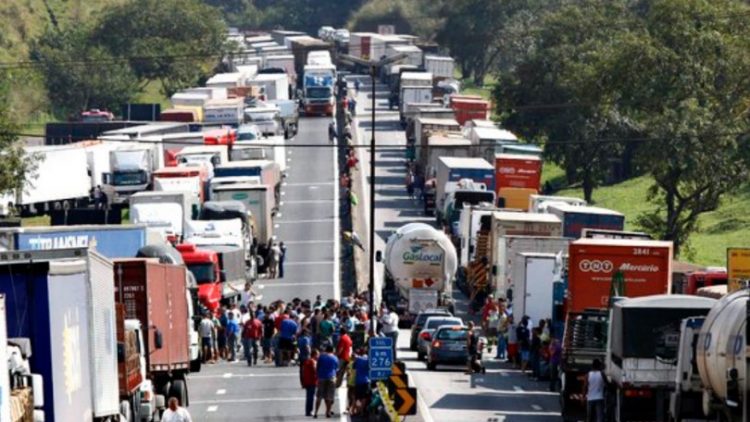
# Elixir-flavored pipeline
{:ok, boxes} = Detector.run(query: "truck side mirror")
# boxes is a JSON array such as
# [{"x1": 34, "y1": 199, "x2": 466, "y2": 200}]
[
  {"x1": 154, "y1": 329, "x2": 164, "y2": 350},
  {"x1": 102, "y1": 173, "x2": 112, "y2": 184},
  {"x1": 117, "y1": 343, "x2": 125, "y2": 363},
  {"x1": 491, "y1": 265, "x2": 497, "y2": 276},
  {"x1": 220, "y1": 270, "x2": 227, "y2": 282},
  {"x1": 375, "y1": 251, "x2": 382, "y2": 262}
]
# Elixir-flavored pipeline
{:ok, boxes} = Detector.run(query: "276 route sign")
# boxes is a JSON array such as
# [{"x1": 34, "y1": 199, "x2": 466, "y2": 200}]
[{"x1": 368, "y1": 337, "x2": 393, "y2": 380}]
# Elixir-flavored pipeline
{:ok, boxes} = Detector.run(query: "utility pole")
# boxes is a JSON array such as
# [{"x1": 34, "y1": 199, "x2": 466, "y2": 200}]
[{"x1": 368, "y1": 65, "x2": 377, "y2": 333}]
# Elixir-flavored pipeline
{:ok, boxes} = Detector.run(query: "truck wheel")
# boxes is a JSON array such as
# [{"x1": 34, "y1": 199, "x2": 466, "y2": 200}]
[
  {"x1": 190, "y1": 356, "x2": 202, "y2": 373},
  {"x1": 170, "y1": 379, "x2": 188, "y2": 408},
  {"x1": 426, "y1": 361, "x2": 436, "y2": 371},
  {"x1": 120, "y1": 400, "x2": 132, "y2": 422},
  {"x1": 417, "y1": 351, "x2": 425, "y2": 361}
]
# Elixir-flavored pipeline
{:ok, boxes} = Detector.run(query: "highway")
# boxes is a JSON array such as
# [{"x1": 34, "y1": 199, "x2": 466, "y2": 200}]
[
  {"x1": 187, "y1": 116, "x2": 346, "y2": 421},
  {"x1": 352, "y1": 78, "x2": 563, "y2": 422}
]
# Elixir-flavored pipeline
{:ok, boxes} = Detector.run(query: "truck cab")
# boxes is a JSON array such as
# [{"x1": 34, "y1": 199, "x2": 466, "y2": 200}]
[
  {"x1": 103, "y1": 144, "x2": 162, "y2": 202},
  {"x1": 119, "y1": 317, "x2": 159, "y2": 422},
  {"x1": 302, "y1": 64, "x2": 336, "y2": 116},
  {"x1": 669, "y1": 317, "x2": 707, "y2": 421},
  {"x1": 176, "y1": 243, "x2": 222, "y2": 313}
]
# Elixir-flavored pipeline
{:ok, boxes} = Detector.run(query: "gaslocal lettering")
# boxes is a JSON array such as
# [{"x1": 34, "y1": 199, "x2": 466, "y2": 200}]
[
  {"x1": 28, "y1": 235, "x2": 89, "y2": 250},
  {"x1": 402, "y1": 250, "x2": 443, "y2": 264}
]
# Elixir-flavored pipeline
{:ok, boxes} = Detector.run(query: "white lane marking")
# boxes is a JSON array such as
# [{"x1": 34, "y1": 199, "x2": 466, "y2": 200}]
[
  {"x1": 261, "y1": 281, "x2": 336, "y2": 287},
  {"x1": 276, "y1": 212, "x2": 282, "y2": 218},
  {"x1": 282, "y1": 240, "x2": 334, "y2": 244},
  {"x1": 531, "y1": 404, "x2": 543, "y2": 411},
  {"x1": 257, "y1": 284, "x2": 265, "y2": 289},
  {"x1": 513, "y1": 385, "x2": 523, "y2": 392},
  {"x1": 193, "y1": 397, "x2": 305, "y2": 405},
  {"x1": 282, "y1": 199, "x2": 333, "y2": 204},
  {"x1": 191, "y1": 372, "x2": 298, "y2": 379},
  {"x1": 274, "y1": 224, "x2": 280, "y2": 228},
  {"x1": 284, "y1": 260, "x2": 335, "y2": 266},
  {"x1": 279, "y1": 201, "x2": 285, "y2": 206},
  {"x1": 207, "y1": 405, "x2": 218, "y2": 412},
  {"x1": 287, "y1": 157, "x2": 292, "y2": 162},
  {"x1": 216, "y1": 389, "x2": 226, "y2": 395},
  {"x1": 282, "y1": 182, "x2": 288, "y2": 186},
  {"x1": 283, "y1": 182, "x2": 334, "y2": 186},
  {"x1": 309, "y1": 186, "x2": 319, "y2": 190},
  {"x1": 281, "y1": 191, "x2": 286, "y2": 196},
  {"x1": 491, "y1": 410, "x2": 561, "y2": 417},
  {"x1": 276, "y1": 218, "x2": 334, "y2": 224}
]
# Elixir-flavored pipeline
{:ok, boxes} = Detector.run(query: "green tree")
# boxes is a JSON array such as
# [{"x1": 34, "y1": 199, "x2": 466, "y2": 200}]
[
  {"x1": 610, "y1": 0, "x2": 750, "y2": 254},
  {"x1": 30, "y1": 25, "x2": 139, "y2": 117},
  {"x1": 92, "y1": 0, "x2": 226, "y2": 96},
  {"x1": 0, "y1": 73, "x2": 38, "y2": 208},
  {"x1": 495, "y1": 0, "x2": 635, "y2": 202}
]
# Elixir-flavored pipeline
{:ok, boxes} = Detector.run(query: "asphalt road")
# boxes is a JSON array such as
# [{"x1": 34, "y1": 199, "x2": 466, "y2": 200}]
[
  {"x1": 187, "y1": 116, "x2": 346, "y2": 421},
  {"x1": 352, "y1": 78, "x2": 563, "y2": 422}
]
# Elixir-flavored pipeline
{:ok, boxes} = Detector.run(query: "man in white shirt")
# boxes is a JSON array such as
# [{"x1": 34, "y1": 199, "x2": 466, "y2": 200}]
[
  {"x1": 583, "y1": 359, "x2": 606, "y2": 422},
  {"x1": 380, "y1": 307, "x2": 400, "y2": 359},
  {"x1": 162, "y1": 398, "x2": 192, "y2": 422},
  {"x1": 199, "y1": 313, "x2": 215, "y2": 363}
]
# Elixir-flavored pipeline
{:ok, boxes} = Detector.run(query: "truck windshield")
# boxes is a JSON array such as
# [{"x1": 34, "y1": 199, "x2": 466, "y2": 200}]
[
  {"x1": 246, "y1": 112, "x2": 277, "y2": 122},
  {"x1": 113, "y1": 171, "x2": 147, "y2": 186},
  {"x1": 306, "y1": 87, "x2": 331, "y2": 99},
  {"x1": 187, "y1": 263, "x2": 216, "y2": 284},
  {"x1": 237, "y1": 131, "x2": 258, "y2": 141}
]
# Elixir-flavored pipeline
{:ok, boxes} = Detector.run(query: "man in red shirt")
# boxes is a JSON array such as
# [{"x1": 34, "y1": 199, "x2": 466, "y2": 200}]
[
  {"x1": 300, "y1": 349, "x2": 319, "y2": 417},
  {"x1": 337, "y1": 328, "x2": 353, "y2": 364},
  {"x1": 242, "y1": 313, "x2": 263, "y2": 366}
]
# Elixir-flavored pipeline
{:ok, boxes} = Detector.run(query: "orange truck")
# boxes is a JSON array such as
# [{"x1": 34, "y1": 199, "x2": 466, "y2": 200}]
[
  {"x1": 567, "y1": 238, "x2": 673, "y2": 313},
  {"x1": 495, "y1": 154, "x2": 542, "y2": 211}
]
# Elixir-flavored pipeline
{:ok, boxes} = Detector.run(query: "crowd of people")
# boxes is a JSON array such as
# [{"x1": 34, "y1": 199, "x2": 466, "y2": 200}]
[
  {"x1": 479, "y1": 295, "x2": 562, "y2": 391},
  {"x1": 198, "y1": 291, "x2": 404, "y2": 418}
]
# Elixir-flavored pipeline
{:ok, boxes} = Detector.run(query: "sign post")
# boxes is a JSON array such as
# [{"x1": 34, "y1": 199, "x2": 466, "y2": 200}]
[
  {"x1": 369, "y1": 337, "x2": 393, "y2": 381},
  {"x1": 728, "y1": 248, "x2": 750, "y2": 293}
]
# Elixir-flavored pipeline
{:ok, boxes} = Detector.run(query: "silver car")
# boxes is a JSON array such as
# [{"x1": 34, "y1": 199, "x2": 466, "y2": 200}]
[{"x1": 416, "y1": 316, "x2": 463, "y2": 360}]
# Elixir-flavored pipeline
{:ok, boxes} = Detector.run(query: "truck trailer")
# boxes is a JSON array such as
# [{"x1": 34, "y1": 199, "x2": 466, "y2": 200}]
[{"x1": 0, "y1": 224, "x2": 152, "y2": 258}]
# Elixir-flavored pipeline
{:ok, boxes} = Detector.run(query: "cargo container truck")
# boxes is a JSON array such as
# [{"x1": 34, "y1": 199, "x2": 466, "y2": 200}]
[
  {"x1": 528, "y1": 194, "x2": 587, "y2": 214},
  {"x1": 203, "y1": 98, "x2": 245, "y2": 126},
  {"x1": 0, "y1": 145, "x2": 91, "y2": 216},
  {"x1": 232, "y1": 136, "x2": 288, "y2": 173},
  {"x1": 206, "y1": 72, "x2": 246, "y2": 88},
  {"x1": 174, "y1": 145, "x2": 229, "y2": 177},
  {"x1": 380, "y1": 223, "x2": 458, "y2": 326},
  {"x1": 266, "y1": 100, "x2": 299, "y2": 139},
  {"x1": 213, "y1": 160, "x2": 281, "y2": 209},
  {"x1": 547, "y1": 204, "x2": 625, "y2": 239},
  {"x1": 153, "y1": 166, "x2": 209, "y2": 203},
  {"x1": 450, "y1": 96, "x2": 491, "y2": 125},
  {"x1": 244, "y1": 106, "x2": 283, "y2": 136},
  {"x1": 290, "y1": 37, "x2": 333, "y2": 82},
  {"x1": 0, "y1": 294, "x2": 45, "y2": 422},
  {"x1": 510, "y1": 253, "x2": 558, "y2": 324},
  {"x1": 424, "y1": 134, "x2": 472, "y2": 178},
  {"x1": 102, "y1": 143, "x2": 165, "y2": 203},
  {"x1": 0, "y1": 248, "x2": 119, "y2": 422},
  {"x1": 423, "y1": 55, "x2": 455, "y2": 80},
  {"x1": 493, "y1": 235, "x2": 571, "y2": 300},
  {"x1": 302, "y1": 64, "x2": 336, "y2": 116},
  {"x1": 567, "y1": 238, "x2": 673, "y2": 313},
  {"x1": 675, "y1": 270, "x2": 728, "y2": 295},
  {"x1": 401, "y1": 102, "x2": 441, "y2": 128},
  {"x1": 494, "y1": 153, "x2": 542, "y2": 193},
  {"x1": 0, "y1": 224, "x2": 152, "y2": 258},
  {"x1": 349, "y1": 32, "x2": 377, "y2": 61},
  {"x1": 435, "y1": 157, "x2": 495, "y2": 211},
  {"x1": 694, "y1": 289, "x2": 748, "y2": 422},
  {"x1": 250, "y1": 73, "x2": 291, "y2": 101},
  {"x1": 386, "y1": 45, "x2": 423, "y2": 67},
  {"x1": 440, "y1": 179, "x2": 495, "y2": 235},
  {"x1": 414, "y1": 118, "x2": 461, "y2": 169},
  {"x1": 465, "y1": 126, "x2": 519, "y2": 164},
  {"x1": 399, "y1": 86, "x2": 433, "y2": 122},
  {"x1": 606, "y1": 295, "x2": 716, "y2": 422},
  {"x1": 210, "y1": 182, "x2": 274, "y2": 256},
  {"x1": 113, "y1": 258, "x2": 192, "y2": 409},
  {"x1": 129, "y1": 191, "x2": 198, "y2": 239}
]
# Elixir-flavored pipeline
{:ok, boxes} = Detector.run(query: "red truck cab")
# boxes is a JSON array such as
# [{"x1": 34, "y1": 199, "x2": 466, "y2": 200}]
[
  {"x1": 204, "y1": 128, "x2": 236, "y2": 147},
  {"x1": 176, "y1": 243, "x2": 222, "y2": 313},
  {"x1": 683, "y1": 270, "x2": 727, "y2": 295}
]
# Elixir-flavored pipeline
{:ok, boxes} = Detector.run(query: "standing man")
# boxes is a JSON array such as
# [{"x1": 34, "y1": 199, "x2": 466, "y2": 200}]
[
  {"x1": 268, "y1": 243, "x2": 281, "y2": 279},
  {"x1": 278, "y1": 241, "x2": 287, "y2": 278},
  {"x1": 279, "y1": 313, "x2": 299, "y2": 366},
  {"x1": 199, "y1": 312, "x2": 215, "y2": 364},
  {"x1": 336, "y1": 328, "x2": 353, "y2": 379},
  {"x1": 380, "y1": 307, "x2": 400, "y2": 359},
  {"x1": 242, "y1": 312, "x2": 263, "y2": 366},
  {"x1": 225, "y1": 312, "x2": 240, "y2": 362},
  {"x1": 301, "y1": 349, "x2": 319, "y2": 417},
  {"x1": 328, "y1": 121, "x2": 337, "y2": 143},
  {"x1": 314, "y1": 345, "x2": 339, "y2": 419},
  {"x1": 583, "y1": 359, "x2": 606, "y2": 422},
  {"x1": 161, "y1": 397, "x2": 192, "y2": 422}
]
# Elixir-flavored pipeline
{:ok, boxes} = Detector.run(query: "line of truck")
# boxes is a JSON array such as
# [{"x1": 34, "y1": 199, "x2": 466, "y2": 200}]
[{"x1": 361, "y1": 24, "x2": 748, "y2": 421}]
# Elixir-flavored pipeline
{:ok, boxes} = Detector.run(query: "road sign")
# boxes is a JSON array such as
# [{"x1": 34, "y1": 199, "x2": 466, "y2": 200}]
[
  {"x1": 387, "y1": 374, "x2": 408, "y2": 395},
  {"x1": 369, "y1": 337, "x2": 393, "y2": 380},
  {"x1": 728, "y1": 248, "x2": 750, "y2": 293},
  {"x1": 394, "y1": 387, "x2": 418, "y2": 415}
]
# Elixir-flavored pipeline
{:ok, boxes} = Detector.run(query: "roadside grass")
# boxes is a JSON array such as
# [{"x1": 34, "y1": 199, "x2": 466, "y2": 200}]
[{"x1": 135, "y1": 80, "x2": 170, "y2": 111}]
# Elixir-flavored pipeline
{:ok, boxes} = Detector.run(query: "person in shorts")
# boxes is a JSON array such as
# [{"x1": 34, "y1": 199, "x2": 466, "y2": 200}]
[
  {"x1": 352, "y1": 348, "x2": 370, "y2": 416},
  {"x1": 199, "y1": 313, "x2": 214, "y2": 363},
  {"x1": 314, "y1": 345, "x2": 339, "y2": 418}
]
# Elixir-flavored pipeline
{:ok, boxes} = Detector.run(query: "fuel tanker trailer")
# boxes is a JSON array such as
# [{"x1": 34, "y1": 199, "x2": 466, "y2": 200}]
[
  {"x1": 696, "y1": 289, "x2": 748, "y2": 422},
  {"x1": 381, "y1": 223, "x2": 458, "y2": 326}
]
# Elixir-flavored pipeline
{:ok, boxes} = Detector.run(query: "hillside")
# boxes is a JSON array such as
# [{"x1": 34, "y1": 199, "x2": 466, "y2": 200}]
[{"x1": 540, "y1": 164, "x2": 750, "y2": 267}]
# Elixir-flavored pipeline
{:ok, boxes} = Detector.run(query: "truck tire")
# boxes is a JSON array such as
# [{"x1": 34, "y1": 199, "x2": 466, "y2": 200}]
[
  {"x1": 426, "y1": 361, "x2": 436, "y2": 371},
  {"x1": 190, "y1": 355, "x2": 202, "y2": 373},
  {"x1": 120, "y1": 400, "x2": 132, "y2": 422},
  {"x1": 417, "y1": 351, "x2": 425, "y2": 361},
  {"x1": 170, "y1": 378, "x2": 188, "y2": 408}
]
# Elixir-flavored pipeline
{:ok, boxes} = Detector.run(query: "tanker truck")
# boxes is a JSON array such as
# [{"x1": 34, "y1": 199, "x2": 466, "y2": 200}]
[
  {"x1": 695, "y1": 289, "x2": 748, "y2": 422},
  {"x1": 378, "y1": 223, "x2": 457, "y2": 327}
]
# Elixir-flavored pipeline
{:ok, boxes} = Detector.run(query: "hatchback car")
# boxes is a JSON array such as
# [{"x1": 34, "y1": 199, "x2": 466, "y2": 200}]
[
  {"x1": 409, "y1": 308, "x2": 452, "y2": 351},
  {"x1": 426, "y1": 325, "x2": 470, "y2": 370},
  {"x1": 417, "y1": 316, "x2": 463, "y2": 360}
]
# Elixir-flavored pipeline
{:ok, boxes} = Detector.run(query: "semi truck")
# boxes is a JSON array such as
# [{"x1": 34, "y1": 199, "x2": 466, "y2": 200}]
[
  {"x1": 250, "y1": 73, "x2": 290, "y2": 101},
  {"x1": 213, "y1": 160, "x2": 281, "y2": 210},
  {"x1": 103, "y1": 143, "x2": 165, "y2": 203},
  {"x1": 203, "y1": 98, "x2": 245, "y2": 126},
  {"x1": 440, "y1": 179, "x2": 495, "y2": 234},
  {"x1": 0, "y1": 145, "x2": 91, "y2": 216},
  {"x1": 547, "y1": 203, "x2": 625, "y2": 239},
  {"x1": 494, "y1": 236, "x2": 571, "y2": 300},
  {"x1": 510, "y1": 253, "x2": 558, "y2": 325},
  {"x1": 129, "y1": 191, "x2": 199, "y2": 239},
  {"x1": 153, "y1": 166, "x2": 209, "y2": 203},
  {"x1": 567, "y1": 238, "x2": 673, "y2": 313},
  {"x1": 302, "y1": 64, "x2": 336, "y2": 116},
  {"x1": 435, "y1": 157, "x2": 495, "y2": 214},
  {"x1": 380, "y1": 223, "x2": 458, "y2": 326},
  {"x1": 606, "y1": 295, "x2": 716, "y2": 422},
  {"x1": 694, "y1": 289, "x2": 749, "y2": 422},
  {"x1": 0, "y1": 248, "x2": 120, "y2": 422},
  {"x1": 113, "y1": 258, "x2": 192, "y2": 410},
  {"x1": 0, "y1": 224, "x2": 153, "y2": 258},
  {"x1": 210, "y1": 182, "x2": 275, "y2": 259}
]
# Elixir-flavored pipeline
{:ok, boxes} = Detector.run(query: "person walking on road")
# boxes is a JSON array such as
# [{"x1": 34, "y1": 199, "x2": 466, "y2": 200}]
[
  {"x1": 379, "y1": 307, "x2": 399, "y2": 359},
  {"x1": 328, "y1": 121, "x2": 337, "y2": 143},
  {"x1": 517, "y1": 316, "x2": 531, "y2": 373},
  {"x1": 268, "y1": 243, "x2": 281, "y2": 279},
  {"x1": 314, "y1": 345, "x2": 339, "y2": 418},
  {"x1": 301, "y1": 349, "x2": 319, "y2": 417},
  {"x1": 583, "y1": 359, "x2": 606, "y2": 422},
  {"x1": 262, "y1": 311, "x2": 276, "y2": 363},
  {"x1": 162, "y1": 397, "x2": 192, "y2": 422},
  {"x1": 279, "y1": 313, "x2": 299, "y2": 366},
  {"x1": 242, "y1": 312, "x2": 262, "y2": 366},
  {"x1": 226, "y1": 312, "x2": 240, "y2": 362},
  {"x1": 278, "y1": 241, "x2": 287, "y2": 278}
]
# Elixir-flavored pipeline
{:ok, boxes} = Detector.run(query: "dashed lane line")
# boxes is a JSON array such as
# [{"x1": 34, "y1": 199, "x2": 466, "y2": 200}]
[
  {"x1": 193, "y1": 397, "x2": 305, "y2": 405},
  {"x1": 216, "y1": 389, "x2": 226, "y2": 395},
  {"x1": 207, "y1": 406, "x2": 218, "y2": 412}
]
